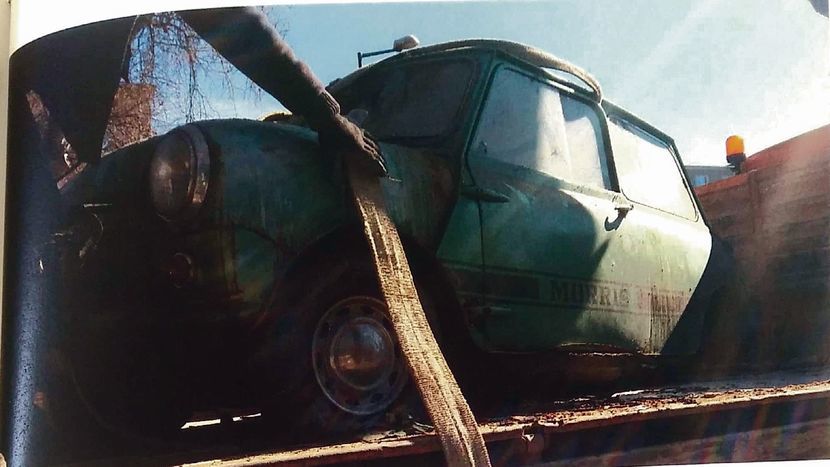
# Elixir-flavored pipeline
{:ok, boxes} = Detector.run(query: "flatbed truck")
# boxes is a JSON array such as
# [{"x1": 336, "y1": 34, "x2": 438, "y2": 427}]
[
  {"x1": 64, "y1": 369, "x2": 830, "y2": 466},
  {"x1": 67, "y1": 125, "x2": 830, "y2": 466}
]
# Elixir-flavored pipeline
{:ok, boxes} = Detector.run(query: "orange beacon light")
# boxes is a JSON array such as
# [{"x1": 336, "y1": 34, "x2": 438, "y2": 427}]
[{"x1": 726, "y1": 135, "x2": 746, "y2": 173}]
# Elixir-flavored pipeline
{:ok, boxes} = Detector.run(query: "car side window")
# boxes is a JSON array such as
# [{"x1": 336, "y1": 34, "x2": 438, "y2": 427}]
[
  {"x1": 472, "y1": 67, "x2": 611, "y2": 189},
  {"x1": 561, "y1": 94, "x2": 611, "y2": 189},
  {"x1": 608, "y1": 117, "x2": 697, "y2": 219}
]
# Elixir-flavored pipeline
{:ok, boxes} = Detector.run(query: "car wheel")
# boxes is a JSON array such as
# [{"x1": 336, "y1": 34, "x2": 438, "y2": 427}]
[
  {"x1": 255, "y1": 259, "x2": 434, "y2": 435},
  {"x1": 311, "y1": 295, "x2": 409, "y2": 418}
]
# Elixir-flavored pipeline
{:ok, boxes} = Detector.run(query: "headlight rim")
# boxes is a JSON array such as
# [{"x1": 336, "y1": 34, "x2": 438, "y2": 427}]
[{"x1": 150, "y1": 124, "x2": 211, "y2": 222}]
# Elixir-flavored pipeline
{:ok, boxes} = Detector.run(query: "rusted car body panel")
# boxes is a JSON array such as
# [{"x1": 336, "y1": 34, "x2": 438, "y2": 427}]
[
  {"x1": 44, "y1": 41, "x2": 733, "y2": 438},
  {"x1": 61, "y1": 44, "x2": 723, "y2": 358}
]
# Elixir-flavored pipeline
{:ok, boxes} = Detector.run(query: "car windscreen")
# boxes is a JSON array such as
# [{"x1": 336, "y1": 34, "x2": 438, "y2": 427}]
[{"x1": 335, "y1": 58, "x2": 475, "y2": 143}]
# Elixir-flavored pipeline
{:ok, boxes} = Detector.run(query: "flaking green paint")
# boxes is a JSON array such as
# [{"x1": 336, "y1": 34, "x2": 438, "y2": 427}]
[{"x1": 65, "y1": 42, "x2": 725, "y2": 358}]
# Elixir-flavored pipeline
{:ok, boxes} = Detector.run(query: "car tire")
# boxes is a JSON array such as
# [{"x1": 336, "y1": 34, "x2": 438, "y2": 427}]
[{"x1": 253, "y1": 255, "x2": 450, "y2": 435}]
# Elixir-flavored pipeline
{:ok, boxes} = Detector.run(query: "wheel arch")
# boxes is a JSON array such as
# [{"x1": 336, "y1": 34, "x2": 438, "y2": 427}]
[
  {"x1": 260, "y1": 223, "x2": 467, "y2": 332},
  {"x1": 249, "y1": 222, "x2": 487, "y2": 410}
]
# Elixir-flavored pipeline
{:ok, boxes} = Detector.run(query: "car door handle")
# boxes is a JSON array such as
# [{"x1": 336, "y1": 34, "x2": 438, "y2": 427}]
[
  {"x1": 613, "y1": 199, "x2": 634, "y2": 214},
  {"x1": 460, "y1": 185, "x2": 510, "y2": 203}
]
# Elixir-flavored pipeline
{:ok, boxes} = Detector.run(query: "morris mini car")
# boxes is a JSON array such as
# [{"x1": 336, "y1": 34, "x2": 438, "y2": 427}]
[{"x1": 45, "y1": 39, "x2": 733, "y2": 439}]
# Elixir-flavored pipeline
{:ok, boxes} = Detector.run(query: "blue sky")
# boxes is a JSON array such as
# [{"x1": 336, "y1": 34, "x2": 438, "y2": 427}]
[{"x1": 160, "y1": 0, "x2": 829, "y2": 165}]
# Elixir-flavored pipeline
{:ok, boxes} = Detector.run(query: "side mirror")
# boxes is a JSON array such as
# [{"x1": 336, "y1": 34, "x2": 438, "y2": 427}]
[
  {"x1": 392, "y1": 35, "x2": 420, "y2": 52},
  {"x1": 358, "y1": 35, "x2": 420, "y2": 68}
]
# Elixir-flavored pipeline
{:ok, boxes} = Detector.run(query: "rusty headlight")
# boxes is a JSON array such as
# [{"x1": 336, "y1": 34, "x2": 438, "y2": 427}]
[{"x1": 149, "y1": 125, "x2": 210, "y2": 221}]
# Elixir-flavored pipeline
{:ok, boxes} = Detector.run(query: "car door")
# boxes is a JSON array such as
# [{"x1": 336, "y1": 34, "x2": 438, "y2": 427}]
[
  {"x1": 460, "y1": 65, "x2": 655, "y2": 352},
  {"x1": 604, "y1": 112, "x2": 712, "y2": 355}
]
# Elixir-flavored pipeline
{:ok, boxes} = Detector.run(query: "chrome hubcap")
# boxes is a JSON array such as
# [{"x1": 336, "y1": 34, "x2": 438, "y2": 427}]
[
  {"x1": 329, "y1": 317, "x2": 395, "y2": 390},
  {"x1": 311, "y1": 296, "x2": 408, "y2": 415},
  {"x1": 312, "y1": 297, "x2": 407, "y2": 415}
]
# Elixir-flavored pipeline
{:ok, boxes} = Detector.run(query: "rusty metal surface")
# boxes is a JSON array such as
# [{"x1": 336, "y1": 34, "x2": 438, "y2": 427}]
[
  {"x1": 696, "y1": 124, "x2": 830, "y2": 366},
  {"x1": 543, "y1": 418, "x2": 830, "y2": 466},
  {"x1": 17, "y1": 33, "x2": 736, "y2": 464},
  {"x1": 173, "y1": 370, "x2": 830, "y2": 466}
]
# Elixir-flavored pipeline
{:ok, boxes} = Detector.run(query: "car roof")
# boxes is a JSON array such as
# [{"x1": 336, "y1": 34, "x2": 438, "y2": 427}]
[
  {"x1": 328, "y1": 39, "x2": 603, "y2": 102},
  {"x1": 327, "y1": 39, "x2": 677, "y2": 151}
]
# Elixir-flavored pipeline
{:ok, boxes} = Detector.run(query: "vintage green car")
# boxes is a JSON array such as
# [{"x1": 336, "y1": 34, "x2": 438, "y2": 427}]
[{"x1": 49, "y1": 39, "x2": 732, "y2": 437}]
